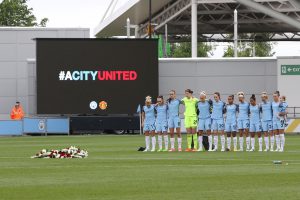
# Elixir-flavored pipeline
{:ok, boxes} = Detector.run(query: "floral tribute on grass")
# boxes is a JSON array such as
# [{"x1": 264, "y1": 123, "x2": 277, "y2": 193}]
[{"x1": 31, "y1": 146, "x2": 88, "y2": 159}]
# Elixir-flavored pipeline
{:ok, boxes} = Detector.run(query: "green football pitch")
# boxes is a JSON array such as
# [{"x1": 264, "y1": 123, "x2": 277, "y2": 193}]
[{"x1": 0, "y1": 135, "x2": 300, "y2": 200}]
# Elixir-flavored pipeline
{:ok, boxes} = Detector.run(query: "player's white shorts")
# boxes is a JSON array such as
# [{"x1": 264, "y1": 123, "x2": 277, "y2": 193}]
[
  {"x1": 237, "y1": 119, "x2": 250, "y2": 130},
  {"x1": 168, "y1": 116, "x2": 181, "y2": 129},
  {"x1": 250, "y1": 121, "x2": 262, "y2": 132},
  {"x1": 225, "y1": 120, "x2": 237, "y2": 132},
  {"x1": 273, "y1": 119, "x2": 285, "y2": 130},
  {"x1": 198, "y1": 117, "x2": 211, "y2": 131},
  {"x1": 212, "y1": 119, "x2": 225, "y2": 131},
  {"x1": 155, "y1": 120, "x2": 168, "y2": 132},
  {"x1": 261, "y1": 120, "x2": 273, "y2": 132}
]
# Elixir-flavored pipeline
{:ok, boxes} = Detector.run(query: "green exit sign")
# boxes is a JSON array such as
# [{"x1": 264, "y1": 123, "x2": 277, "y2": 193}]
[{"x1": 281, "y1": 65, "x2": 300, "y2": 75}]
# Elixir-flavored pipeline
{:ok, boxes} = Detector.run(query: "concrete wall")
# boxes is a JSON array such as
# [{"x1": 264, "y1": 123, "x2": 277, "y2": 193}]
[
  {"x1": 0, "y1": 27, "x2": 90, "y2": 120},
  {"x1": 277, "y1": 56, "x2": 300, "y2": 107},
  {"x1": 159, "y1": 58, "x2": 277, "y2": 102}
]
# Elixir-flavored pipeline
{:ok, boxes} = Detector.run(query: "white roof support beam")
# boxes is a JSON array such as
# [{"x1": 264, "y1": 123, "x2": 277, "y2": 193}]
[
  {"x1": 290, "y1": 0, "x2": 300, "y2": 9},
  {"x1": 192, "y1": 0, "x2": 198, "y2": 58},
  {"x1": 235, "y1": 0, "x2": 300, "y2": 30}
]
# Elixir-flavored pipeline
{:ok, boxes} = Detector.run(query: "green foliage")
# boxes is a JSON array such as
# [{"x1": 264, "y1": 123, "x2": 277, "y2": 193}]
[
  {"x1": 223, "y1": 33, "x2": 276, "y2": 57},
  {"x1": 0, "y1": 0, "x2": 48, "y2": 27},
  {"x1": 171, "y1": 42, "x2": 215, "y2": 57}
]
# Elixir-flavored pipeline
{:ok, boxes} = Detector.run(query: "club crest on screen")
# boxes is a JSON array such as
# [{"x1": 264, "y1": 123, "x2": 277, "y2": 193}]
[
  {"x1": 89, "y1": 101, "x2": 97, "y2": 110},
  {"x1": 99, "y1": 101, "x2": 108, "y2": 110}
]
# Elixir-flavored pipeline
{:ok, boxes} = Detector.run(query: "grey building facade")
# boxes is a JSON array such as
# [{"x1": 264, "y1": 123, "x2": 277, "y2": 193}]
[{"x1": 159, "y1": 58, "x2": 277, "y2": 101}]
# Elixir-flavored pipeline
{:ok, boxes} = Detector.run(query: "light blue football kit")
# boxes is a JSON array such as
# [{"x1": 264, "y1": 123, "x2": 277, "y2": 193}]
[
  {"x1": 167, "y1": 99, "x2": 181, "y2": 129},
  {"x1": 155, "y1": 104, "x2": 168, "y2": 132},
  {"x1": 143, "y1": 105, "x2": 156, "y2": 132},
  {"x1": 249, "y1": 104, "x2": 262, "y2": 132},
  {"x1": 211, "y1": 100, "x2": 225, "y2": 131},
  {"x1": 272, "y1": 101, "x2": 288, "y2": 130},
  {"x1": 197, "y1": 100, "x2": 212, "y2": 131},
  {"x1": 260, "y1": 101, "x2": 273, "y2": 132},
  {"x1": 237, "y1": 102, "x2": 250, "y2": 130},
  {"x1": 225, "y1": 104, "x2": 238, "y2": 132}
]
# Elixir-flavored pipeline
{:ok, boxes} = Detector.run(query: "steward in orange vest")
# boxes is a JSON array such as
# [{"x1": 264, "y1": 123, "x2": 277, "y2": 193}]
[{"x1": 10, "y1": 102, "x2": 24, "y2": 120}]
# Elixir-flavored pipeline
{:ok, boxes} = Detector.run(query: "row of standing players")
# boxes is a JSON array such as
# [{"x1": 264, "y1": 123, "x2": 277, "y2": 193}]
[{"x1": 141, "y1": 89, "x2": 288, "y2": 152}]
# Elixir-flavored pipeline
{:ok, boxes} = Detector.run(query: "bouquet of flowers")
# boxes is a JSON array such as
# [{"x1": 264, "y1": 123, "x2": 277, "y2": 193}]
[{"x1": 31, "y1": 146, "x2": 88, "y2": 159}]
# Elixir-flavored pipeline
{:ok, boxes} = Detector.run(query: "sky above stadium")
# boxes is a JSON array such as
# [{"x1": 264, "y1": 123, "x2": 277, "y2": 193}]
[{"x1": 27, "y1": 0, "x2": 300, "y2": 58}]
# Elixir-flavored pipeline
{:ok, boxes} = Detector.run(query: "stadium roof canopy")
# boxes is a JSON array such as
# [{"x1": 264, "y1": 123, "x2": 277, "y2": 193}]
[{"x1": 94, "y1": 0, "x2": 300, "y2": 42}]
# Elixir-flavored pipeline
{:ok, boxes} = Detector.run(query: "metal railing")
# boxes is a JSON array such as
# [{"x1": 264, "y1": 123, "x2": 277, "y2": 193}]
[{"x1": 287, "y1": 107, "x2": 300, "y2": 118}]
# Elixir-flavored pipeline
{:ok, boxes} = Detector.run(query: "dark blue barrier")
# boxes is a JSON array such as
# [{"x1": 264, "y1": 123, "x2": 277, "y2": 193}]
[{"x1": 0, "y1": 120, "x2": 23, "y2": 136}]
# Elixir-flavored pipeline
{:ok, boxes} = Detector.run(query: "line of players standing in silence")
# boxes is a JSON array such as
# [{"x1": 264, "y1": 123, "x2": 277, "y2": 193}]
[{"x1": 141, "y1": 89, "x2": 288, "y2": 153}]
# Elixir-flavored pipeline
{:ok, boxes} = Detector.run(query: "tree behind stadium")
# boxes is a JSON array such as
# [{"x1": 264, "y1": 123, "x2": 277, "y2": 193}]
[
  {"x1": 223, "y1": 33, "x2": 275, "y2": 57},
  {"x1": 171, "y1": 42, "x2": 215, "y2": 57},
  {"x1": 0, "y1": 0, "x2": 48, "y2": 27}
]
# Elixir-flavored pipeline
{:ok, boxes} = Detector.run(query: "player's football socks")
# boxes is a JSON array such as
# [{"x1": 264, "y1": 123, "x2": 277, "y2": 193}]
[
  {"x1": 275, "y1": 135, "x2": 280, "y2": 151},
  {"x1": 239, "y1": 137, "x2": 244, "y2": 151},
  {"x1": 198, "y1": 135, "x2": 203, "y2": 151},
  {"x1": 280, "y1": 134, "x2": 285, "y2": 152},
  {"x1": 246, "y1": 137, "x2": 250, "y2": 151},
  {"x1": 187, "y1": 134, "x2": 192, "y2": 149},
  {"x1": 192, "y1": 134, "x2": 198, "y2": 150},
  {"x1": 158, "y1": 135, "x2": 163, "y2": 150},
  {"x1": 233, "y1": 137, "x2": 237, "y2": 151},
  {"x1": 145, "y1": 136, "x2": 150, "y2": 151},
  {"x1": 270, "y1": 135, "x2": 275, "y2": 151},
  {"x1": 170, "y1": 138, "x2": 175, "y2": 150},
  {"x1": 151, "y1": 136, "x2": 156, "y2": 151},
  {"x1": 227, "y1": 137, "x2": 231, "y2": 151},
  {"x1": 214, "y1": 135, "x2": 218, "y2": 151},
  {"x1": 251, "y1": 138, "x2": 255, "y2": 151},
  {"x1": 258, "y1": 137, "x2": 263, "y2": 152},
  {"x1": 164, "y1": 135, "x2": 169, "y2": 150},
  {"x1": 177, "y1": 138, "x2": 182, "y2": 150},
  {"x1": 264, "y1": 136, "x2": 269, "y2": 151},
  {"x1": 208, "y1": 135, "x2": 213, "y2": 151},
  {"x1": 221, "y1": 135, "x2": 225, "y2": 151}
]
